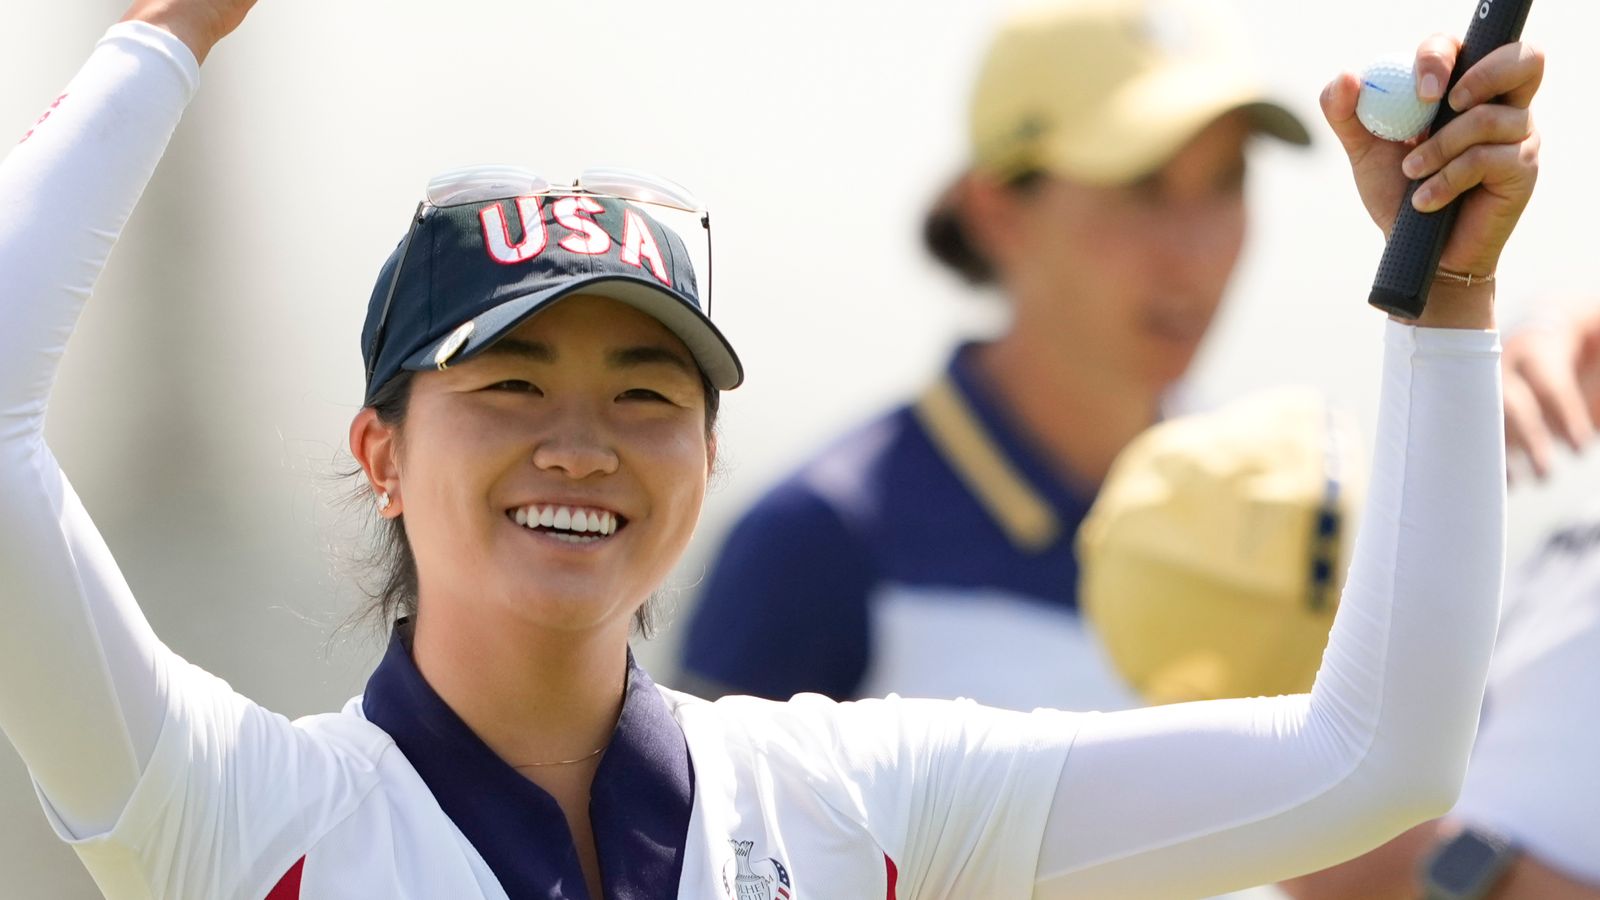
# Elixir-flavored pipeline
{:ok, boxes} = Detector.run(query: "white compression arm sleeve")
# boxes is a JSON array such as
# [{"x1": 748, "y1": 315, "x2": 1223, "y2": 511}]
[
  {"x1": 0, "y1": 23, "x2": 200, "y2": 838},
  {"x1": 1033, "y1": 322, "x2": 1504, "y2": 898}
]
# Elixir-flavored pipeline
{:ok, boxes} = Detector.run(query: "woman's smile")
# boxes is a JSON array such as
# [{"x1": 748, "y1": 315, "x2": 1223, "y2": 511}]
[{"x1": 508, "y1": 503, "x2": 627, "y2": 544}]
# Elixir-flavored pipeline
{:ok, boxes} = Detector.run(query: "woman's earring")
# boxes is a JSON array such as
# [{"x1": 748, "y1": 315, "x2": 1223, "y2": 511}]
[{"x1": 377, "y1": 490, "x2": 392, "y2": 513}]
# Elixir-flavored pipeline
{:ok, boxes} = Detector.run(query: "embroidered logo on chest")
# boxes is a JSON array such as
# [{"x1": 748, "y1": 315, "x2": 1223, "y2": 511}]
[{"x1": 723, "y1": 840, "x2": 793, "y2": 900}]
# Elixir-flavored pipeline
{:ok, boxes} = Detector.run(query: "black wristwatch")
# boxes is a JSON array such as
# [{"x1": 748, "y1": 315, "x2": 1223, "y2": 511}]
[{"x1": 1421, "y1": 827, "x2": 1521, "y2": 900}]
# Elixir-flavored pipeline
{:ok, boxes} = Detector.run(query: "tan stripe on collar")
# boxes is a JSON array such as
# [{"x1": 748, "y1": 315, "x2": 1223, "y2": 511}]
[{"x1": 913, "y1": 376, "x2": 1061, "y2": 552}]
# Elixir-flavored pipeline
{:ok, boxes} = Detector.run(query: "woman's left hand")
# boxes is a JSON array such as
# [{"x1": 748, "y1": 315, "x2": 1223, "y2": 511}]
[{"x1": 1321, "y1": 35, "x2": 1543, "y2": 279}]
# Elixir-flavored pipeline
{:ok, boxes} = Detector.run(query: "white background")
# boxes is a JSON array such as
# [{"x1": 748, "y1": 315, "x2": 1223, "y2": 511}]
[{"x1": 1, "y1": 1, "x2": 1593, "y2": 895}]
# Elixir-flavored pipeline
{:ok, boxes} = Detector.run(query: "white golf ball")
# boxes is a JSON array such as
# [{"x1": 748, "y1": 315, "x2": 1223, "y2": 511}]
[{"x1": 1356, "y1": 55, "x2": 1440, "y2": 142}]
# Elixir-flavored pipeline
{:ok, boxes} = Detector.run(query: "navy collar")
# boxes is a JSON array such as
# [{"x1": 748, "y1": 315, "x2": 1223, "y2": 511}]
[{"x1": 362, "y1": 623, "x2": 694, "y2": 900}]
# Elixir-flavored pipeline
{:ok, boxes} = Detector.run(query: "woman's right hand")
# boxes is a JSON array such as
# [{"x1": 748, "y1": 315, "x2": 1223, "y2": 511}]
[
  {"x1": 1322, "y1": 35, "x2": 1543, "y2": 283},
  {"x1": 1321, "y1": 35, "x2": 1542, "y2": 330},
  {"x1": 120, "y1": 0, "x2": 259, "y2": 63}
]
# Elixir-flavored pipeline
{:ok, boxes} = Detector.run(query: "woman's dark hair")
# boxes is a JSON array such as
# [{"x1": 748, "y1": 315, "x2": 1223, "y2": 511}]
[
  {"x1": 922, "y1": 170, "x2": 1046, "y2": 286},
  {"x1": 350, "y1": 365, "x2": 721, "y2": 639}
]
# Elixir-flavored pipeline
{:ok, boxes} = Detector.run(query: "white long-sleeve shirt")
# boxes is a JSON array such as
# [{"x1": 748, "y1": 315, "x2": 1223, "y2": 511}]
[{"x1": 0, "y1": 22, "x2": 1506, "y2": 900}]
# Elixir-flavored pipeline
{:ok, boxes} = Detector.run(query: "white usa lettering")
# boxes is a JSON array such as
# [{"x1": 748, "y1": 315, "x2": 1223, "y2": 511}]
[
  {"x1": 620, "y1": 208, "x2": 672, "y2": 286},
  {"x1": 477, "y1": 196, "x2": 671, "y2": 288},
  {"x1": 553, "y1": 196, "x2": 611, "y2": 255},
  {"x1": 479, "y1": 197, "x2": 549, "y2": 265}
]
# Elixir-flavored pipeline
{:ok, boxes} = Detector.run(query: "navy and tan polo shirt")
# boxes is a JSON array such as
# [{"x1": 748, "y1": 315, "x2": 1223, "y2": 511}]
[{"x1": 683, "y1": 345, "x2": 1140, "y2": 711}]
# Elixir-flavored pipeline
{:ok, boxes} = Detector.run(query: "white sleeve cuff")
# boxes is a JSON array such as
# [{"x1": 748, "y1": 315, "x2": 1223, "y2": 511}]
[{"x1": 98, "y1": 20, "x2": 202, "y2": 96}]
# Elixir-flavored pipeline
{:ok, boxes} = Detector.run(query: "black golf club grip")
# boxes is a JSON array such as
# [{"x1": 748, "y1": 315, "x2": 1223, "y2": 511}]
[{"x1": 1368, "y1": 0, "x2": 1534, "y2": 319}]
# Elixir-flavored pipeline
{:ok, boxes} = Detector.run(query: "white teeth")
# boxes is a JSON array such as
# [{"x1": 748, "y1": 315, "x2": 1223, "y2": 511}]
[{"x1": 511, "y1": 504, "x2": 622, "y2": 537}]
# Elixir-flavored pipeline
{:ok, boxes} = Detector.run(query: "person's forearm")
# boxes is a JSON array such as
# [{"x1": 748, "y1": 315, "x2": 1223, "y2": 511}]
[
  {"x1": 1278, "y1": 822, "x2": 1442, "y2": 900},
  {"x1": 1281, "y1": 818, "x2": 1600, "y2": 900},
  {"x1": 1406, "y1": 279, "x2": 1496, "y2": 331}
]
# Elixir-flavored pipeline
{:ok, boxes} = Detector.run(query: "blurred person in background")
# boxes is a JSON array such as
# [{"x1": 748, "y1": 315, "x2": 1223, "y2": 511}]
[{"x1": 680, "y1": 0, "x2": 1316, "y2": 709}]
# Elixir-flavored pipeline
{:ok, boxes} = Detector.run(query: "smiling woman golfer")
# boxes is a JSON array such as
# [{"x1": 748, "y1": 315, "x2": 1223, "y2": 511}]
[{"x1": 0, "y1": 1, "x2": 1544, "y2": 898}]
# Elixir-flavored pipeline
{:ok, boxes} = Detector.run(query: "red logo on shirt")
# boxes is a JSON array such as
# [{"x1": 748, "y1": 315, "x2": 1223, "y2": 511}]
[{"x1": 18, "y1": 94, "x2": 67, "y2": 145}]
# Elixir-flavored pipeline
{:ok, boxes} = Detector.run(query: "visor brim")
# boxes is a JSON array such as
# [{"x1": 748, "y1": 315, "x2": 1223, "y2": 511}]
[{"x1": 402, "y1": 274, "x2": 744, "y2": 390}]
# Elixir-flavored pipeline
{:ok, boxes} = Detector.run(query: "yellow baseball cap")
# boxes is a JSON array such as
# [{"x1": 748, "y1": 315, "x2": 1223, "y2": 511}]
[
  {"x1": 1077, "y1": 388, "x2": 1364, "y2": 705},
  {"x1": 970, "y1": 0, "x2": 1311, "y2": 184}
]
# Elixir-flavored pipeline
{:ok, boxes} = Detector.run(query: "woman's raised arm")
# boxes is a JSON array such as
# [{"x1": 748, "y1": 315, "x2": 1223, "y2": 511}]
[
  {"x1": 0, "y1": 1, "x2": 253, "y2": 839},
  {"x1": 1030, "y1": 35, "x2": 1540, "y2": 898}
]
